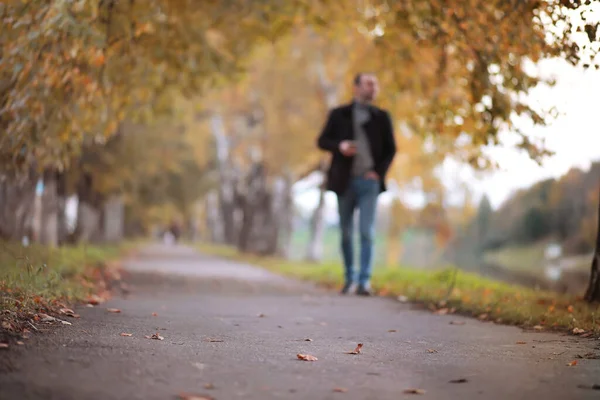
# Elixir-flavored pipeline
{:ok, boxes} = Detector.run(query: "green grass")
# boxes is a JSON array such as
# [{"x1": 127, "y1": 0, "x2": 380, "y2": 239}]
[
  {"x1": 198, "y1": 243, "x2": 600, "y2": 335},
  {"x1": 0, "y1": 241, "x2": 136, "y2": 316}
]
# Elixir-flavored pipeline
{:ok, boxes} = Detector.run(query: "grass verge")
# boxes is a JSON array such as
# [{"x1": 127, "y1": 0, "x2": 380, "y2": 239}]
[
  {"x1": 198, "y1": 243, "x2": 600, "y2": 336},
  {"x1": 0, "y1": 241, "x2": 138, "y2": 339}
]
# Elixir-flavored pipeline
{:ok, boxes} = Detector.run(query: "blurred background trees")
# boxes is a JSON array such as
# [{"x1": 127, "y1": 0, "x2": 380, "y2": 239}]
[{"x1": 1, "y1": 0, "x2": 599, "y2": 300}]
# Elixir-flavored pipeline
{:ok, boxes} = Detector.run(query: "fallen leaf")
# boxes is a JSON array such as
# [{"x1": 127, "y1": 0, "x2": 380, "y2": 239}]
[
  {"x1": 297, "y1": 353, "x2": 318, "y2": 361},
  {"x1": 0, "y1": 343, "x2": 8, "y2": 349},
  {"x1": 403, "y1": 388, "x2": 425, "y2": 395},
  {"x1": 478, "y1": 313, "x2": 488, "y2": 321},
  {"x1": 567, "y1": 360, "x2": 578, "y2": 367},
  {"x1": 388, "y1": 329, "x2": 397, "y2": 333},
  {"x1": 204, "y1": 383, "x2": 215, "y2": 390},
  {"x1": 577, "y1": 384, "x2": 600, "y2": 390},
  {"x1": 16, "y1": 341, "x2": 24, "y2": 345},
  {"x1": 573, "y1": 328, "x2": 586, "y2": 335},
  {"x1": 60, "y1": 308, "x2": 80, "y2": 318},
  {"x1": 576, "y1": 353, "x2": 600, "y2": 360},
  {"x1": 39, "y1": 313, "x2": 56, "y2": 323},
  {"x1": 145, "y1": 333, "x2": 164, "y2": 341},
  {"x1": 397, "y1": 295, "x2": 409, "y2": 303},
  {"x1": 333, "y1": 387, "x2": 347, "y2": 393},
  {"x1": 258, "y1": 313, "x2": 266, "y2": 317},
  {"x1": 516, "y1": 341, "x2": 527, "y2": 345},
  {"x1": 449, "y1": 321, "x2": 465, "y2": 326},
  {"x1": 449, "y1": 378, "x2": 468, "y2": 383},
  {"x1": 434, "y1": 308, "x2": 449, "y2": 315},
  {"x1": 205, "y1": 338, "x2": 224, "y2": 343},
  {"x1": 87, "y1": 294, "x2": 104, "y2": 305},
  {"x1": 177, "y1": 393, "x2": 214, "y2": 400},
  {"x1": 304, "y1": 338, "x2": 313, "y2": 341},
  {"x1": 120, "y1": 333, "x2": 133, "y2": 337},
  {"x1": 567, "y1": 305, "x2": 574, "y2": 313},
  {"x1": 346, "y1": 343, "x2": 363, "y2": 355},
  {"x1": 107, "y1": 308, "x2": 121, "y2": 313},
  {"x1": 533, "y1": 325, "x2": 544, "y2": 331},
  {"x1": 61, "y1": 320, "x2": 72, "y2": 326},
  {"x1": 427, "y1": 349, "x2": 438, "y2": 353}
]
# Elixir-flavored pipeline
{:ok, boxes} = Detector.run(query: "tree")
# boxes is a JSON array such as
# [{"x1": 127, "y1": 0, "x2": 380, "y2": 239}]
[{"x1": 585, "y1": 186, "x2": 600, "y2": 302}]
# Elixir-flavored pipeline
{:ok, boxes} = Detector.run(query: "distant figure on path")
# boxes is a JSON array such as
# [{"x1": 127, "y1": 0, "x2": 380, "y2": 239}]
[{"x1": 317, "y1": 73, "x2": 396, "y2": 296}]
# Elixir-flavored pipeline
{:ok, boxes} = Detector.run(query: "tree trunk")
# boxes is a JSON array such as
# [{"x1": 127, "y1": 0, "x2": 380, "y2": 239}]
[
  {"x1": 205, "y1": 190, "x2": 224, "y2": 243},
  {"x1": 306, "y1": 161, "x2": 327, "y2": 262},
  {"x1": 103, "y1": 195, "x2": 124, "y2": 243},
  {"x1": 56, "y1": 171, "x2": 69, "y2": 245},
  {"x1": 39, "y1": 169, "x2": 59, "y2": 247},
  {"x1": 276, "y1": 174, "x2": 294, "y2": 258},
  {"x1": 584, "y1": 186, "x2": 600, "y2": 302},
  {"x1": 72, "y1": 172, "x2": 104, "y2": 243},
  {"x1": 0, "y1": 170, "x2": 37, "y2": 241}
]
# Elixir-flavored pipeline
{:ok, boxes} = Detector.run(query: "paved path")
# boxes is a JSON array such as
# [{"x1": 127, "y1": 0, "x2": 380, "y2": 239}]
[{"x1": 2, "y1": 244, "x2": 600, "y2": 400}]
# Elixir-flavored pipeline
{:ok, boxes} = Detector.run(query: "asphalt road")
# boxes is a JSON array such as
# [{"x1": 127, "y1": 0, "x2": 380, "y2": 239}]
[{"x1": 1, "y1": 244, "x2": 600, "y2": 400}]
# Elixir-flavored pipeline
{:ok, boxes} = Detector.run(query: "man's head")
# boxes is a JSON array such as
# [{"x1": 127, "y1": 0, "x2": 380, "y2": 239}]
[{"x1": 353, "y1": 73, "x2": 379, "y2": 103}]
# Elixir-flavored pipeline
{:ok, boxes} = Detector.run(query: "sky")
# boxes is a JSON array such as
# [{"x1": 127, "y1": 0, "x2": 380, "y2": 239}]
[{"x1": 294, "y1": 58, "x2": 600, "y2": 220}]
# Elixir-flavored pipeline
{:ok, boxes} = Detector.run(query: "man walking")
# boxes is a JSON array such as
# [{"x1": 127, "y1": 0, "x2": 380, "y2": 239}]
[{"x1": 317, "y1": 73, "x2": 396, "y2": 296}]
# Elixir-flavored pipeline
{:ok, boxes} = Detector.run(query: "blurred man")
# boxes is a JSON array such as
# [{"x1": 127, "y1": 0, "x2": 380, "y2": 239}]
[{"x1": 317, "y1": 73, "x2": 396, "y2": 296}]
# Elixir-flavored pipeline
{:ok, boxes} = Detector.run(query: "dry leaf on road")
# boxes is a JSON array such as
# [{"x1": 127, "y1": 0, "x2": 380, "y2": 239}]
[
  {"x1": 516, "y1": 341, "x2": 527, "y2": 344},
  {"x1": 258, "y1": 313, "x2": 266, "y2": 317},
  {"x1": 16, "y1": 341, "x2": 24, "y2": 345},
  {"x1": 573, "y1": 328, "x2": 585, "y2": 335},
  {"x1": 576, "y1": 352, "x2": 600, "y2": 360},
  {"x1": 59, "y1": 308, "x2": 80, "y2": 318},
  {"x1": 107, "y1": 308, "x2": 121, "y2": 313},
  {"x1": 449, "y1": 321, "x2": 465, "y2": 326},
  {"x1": 388, "y1": 329, "x2": 397, "y2": 333},
  {"x1": 145, "y1": 333, "x2": 164, "y2": 340},
  {"x1": 0, "y1": 343, "x2": 8, "y2": 349},
  {"x1": 152, "y1": 312, "x2": 158, "y2": 317},
  {"x1": 204, "y1": 383, "x2": 215, "y2": 390},
  {"x1": 39, "y1": 314, "x2": 56, "y2": 323},
  {"x1": 449, "y1": 378, "x2": 468, "y2": 383},
  {"x1": 533, "y1": 325, "x2": 544, "y2": 331},
  {"x1": 120, "y1": 333, "x2": 133, "y2": 337},
  {"x1": 577, "y1": 384, "x2": 600, "y2": 390},
  {"x1": 297, "y1": 353, "x2": 318, "y2": 361},
  {"x1": 333, "y1": 387, "x2": 348, "y2": 393},
  {"x1": 346, "y1": 343, "x2": 363, "y2": 355},
  {"x1": 177, "y1": 393, "x2": 214, "y2": 400},
  {"x1": 403, "y1": 388, "x2": 425, "y2": 395},
  {"x1": 567, "y1": 360, "x2": 578, "y2": 367},
  {"x1": 204, "y1": 338, "x2": 224, "y2": 343},
  {"x1": 427, "y1": 349, "x2": 438, "y2": 353},
  {"x1": 434, "y1": 308, "x2": 449, "y2": 315}
]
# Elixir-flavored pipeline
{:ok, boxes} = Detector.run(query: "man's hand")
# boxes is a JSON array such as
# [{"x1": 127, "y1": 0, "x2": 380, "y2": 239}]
[
  {"x1": 364, "y1": 171, "x2": 379, "y2": 181},
  {"x1": 339, "y1": 140, "x2": 357, "y2": 157}
]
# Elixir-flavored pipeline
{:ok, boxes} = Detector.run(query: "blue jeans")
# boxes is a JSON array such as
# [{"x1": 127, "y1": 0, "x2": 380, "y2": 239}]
[{"x1": 337, "y1": 177, "x2": 379, "y2": 288}]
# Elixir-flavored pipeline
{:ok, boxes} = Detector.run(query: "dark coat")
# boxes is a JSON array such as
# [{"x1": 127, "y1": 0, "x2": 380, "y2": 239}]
[{"x1": 317, "y1": 102, "x2": 397, "y2": 195}]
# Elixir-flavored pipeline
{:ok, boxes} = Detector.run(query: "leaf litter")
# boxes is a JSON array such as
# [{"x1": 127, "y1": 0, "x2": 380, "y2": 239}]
[
  {"x1": 107, "y1": 308, "x2": 121, "y2": 313},
  {"x1": 346, "y1": 343, "x2": 363, "y2": 355},
  {"x1": 403, "y1": 388, "x2": 426, "y2": 395},
  {"x1": 145, "y1": 333, "x2": 164, "y2": 340},
  {"x1": 297, "y1": 353, "x2": 318, "y2": 361},
  {"x1": 177, "y1": 393, "x2": 214, "y2": 400}
]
